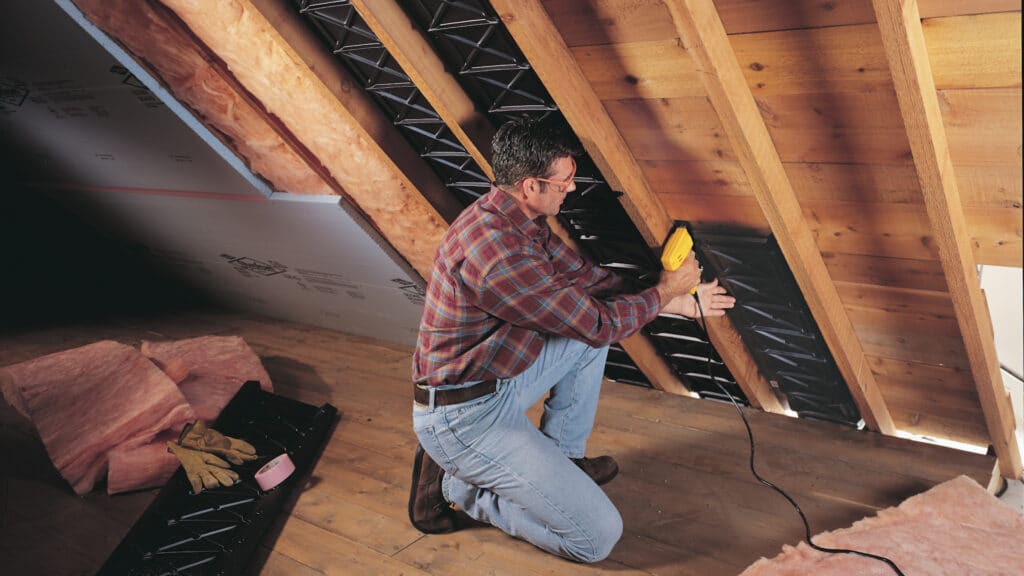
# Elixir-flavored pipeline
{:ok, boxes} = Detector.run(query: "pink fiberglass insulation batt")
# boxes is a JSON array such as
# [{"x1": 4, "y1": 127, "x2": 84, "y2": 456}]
[
  {"x1": 105, "y1": 336, "x2": 274, "y2": 493},
  {"x1": 0, "y1": 367, "x2": 30, "y2": 419},
  {"x1": 2, "y1": 341, "x2": 195, "y2": 494},
  {"x1": 739, "y1": 475, "x2": 1024, "y2": 576},
  {"x1": 106, "y1": 429, "x2": 181, "y2": 495},
  {"x1": 141, "y1": 335, "x2": 273, "y2": 423}
]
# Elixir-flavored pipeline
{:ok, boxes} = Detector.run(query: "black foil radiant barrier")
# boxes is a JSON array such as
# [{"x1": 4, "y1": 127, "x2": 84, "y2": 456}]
[
  {"x1": 96, "y1": 381, "x2": 337, "y2": 576},
  {"x1": 295, "y1": 0, "x2": 491, "y2": 208},
  {"x1": 644, "y1": 315, "x2": 747, "y2": 405},
  {"x1": 604, "y1": 343, "x2": 652, "y2": 388},
  {"x1": 689, "y1": 225, "x2": 862, "y2": 427}
]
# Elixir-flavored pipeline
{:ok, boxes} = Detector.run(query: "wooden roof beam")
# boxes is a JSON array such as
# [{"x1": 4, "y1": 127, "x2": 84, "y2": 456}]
[
  {"x1": 146, "y1": 0, "x2": 462, "y2": 280},
  {"x1": 72, "y1": 0, "x2": 335, "y2": 197},
  {"x1": 491, "y1": 1, "x2": 670, "y2": 249},
  {"x1": 872, "y1": 0, "x2": 1021, "y2": 477},
  {"x1": 491, "y1": 1, "x2": 789, "y2": 410},
  {"x1": 349, "y1": 0, "x2": 496, "y2": 181},
  {"x1": 664, "y1": 0, "x2": 895, "y2": 433}
]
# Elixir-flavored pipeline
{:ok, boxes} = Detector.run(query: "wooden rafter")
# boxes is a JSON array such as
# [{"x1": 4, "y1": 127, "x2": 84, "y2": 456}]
[
  {"x1": 702, "y1": 316, "x2": 785, "y2": 413},
  {"x1": 490, "y1": 1, "x2": 670, "y2": 249},
  {"x1": 490, "y1": 0, "x2": 793, "y2": 408},
  {"x1": 349, "y1": 0, "x2": 496, "y2": 181},
  {"x1": 72, "y1": 0, "x2": 334, "y2": 197},
  {"x1": 872, "y1": 0, "x2": 1021, "y2": 477},
  {"x1": 353, "y1": 0, "x2": 697, "y2": 396},
  {"x1": 142, "y1": 0, "x2": 461, "y2": 280},
  {"x1": 620, "y1": 333, "x2": 693, "y2": 397},
  {"x1": 664, "y1": 0, "x2": 896, "y2": 433}
]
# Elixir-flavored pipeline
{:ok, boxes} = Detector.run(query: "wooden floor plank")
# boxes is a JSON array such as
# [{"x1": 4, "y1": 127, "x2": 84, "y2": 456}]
[
  {"x1": 253, "y1": 546, "x2": 326, "y2": 576},
  {"x1": 271, "y1": 515, "x2": 434, "y2": 576},
  {"x1": 0, "y1": 310, "x2": 998, "y2": 576},
  {"x1": 394, "y1": 526, "x2": 653, "y2": 576},
  {"x1": 288, "y1": 443, "x2": 422, "y2": 555}
]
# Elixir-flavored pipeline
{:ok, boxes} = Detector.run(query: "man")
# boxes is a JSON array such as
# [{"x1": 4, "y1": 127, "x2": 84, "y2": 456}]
[{"x1": 409, "y1": 118, "x2": 735, "y2": 563}]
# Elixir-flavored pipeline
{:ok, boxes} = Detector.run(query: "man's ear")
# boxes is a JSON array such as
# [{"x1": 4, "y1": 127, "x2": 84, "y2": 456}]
[
  {"x1": 514, "y1": 179, "x2": 531, "y2": 200},
  {"x1": 522, "y1": 177, "x2": 541, "y2": 197}
]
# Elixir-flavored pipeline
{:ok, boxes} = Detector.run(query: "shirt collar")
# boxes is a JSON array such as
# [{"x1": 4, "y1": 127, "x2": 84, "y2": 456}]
[{"x1": 485, "y1": 186, "x2": 548, "y2": 240}]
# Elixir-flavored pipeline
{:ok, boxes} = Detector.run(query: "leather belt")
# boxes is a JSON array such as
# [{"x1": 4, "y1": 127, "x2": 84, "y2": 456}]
[{"x1": 414, "y1": 379, "x2": 498, "y2": 407}]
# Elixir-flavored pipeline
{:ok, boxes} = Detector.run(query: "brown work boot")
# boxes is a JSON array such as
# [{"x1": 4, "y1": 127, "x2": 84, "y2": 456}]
[
  {"x1": 408, "y1": 444, "x2": 458, "y2": 533},
  {"x1": 572, "y1": 455, "x2": 619, "y2": 486}
]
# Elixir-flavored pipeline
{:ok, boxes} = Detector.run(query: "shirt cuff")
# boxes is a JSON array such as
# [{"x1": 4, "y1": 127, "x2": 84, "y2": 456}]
[{"x1": 639, "y1": 286, "x2": 662, "y2": 322}]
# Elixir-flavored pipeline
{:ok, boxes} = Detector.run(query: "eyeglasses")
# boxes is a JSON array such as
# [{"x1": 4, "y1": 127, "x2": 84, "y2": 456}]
[{"x1": 523, "y1": 158, "x2": 577, "y2": 192}]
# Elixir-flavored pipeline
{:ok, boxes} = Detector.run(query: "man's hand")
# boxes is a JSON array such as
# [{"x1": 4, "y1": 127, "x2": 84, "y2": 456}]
[
  {"x1": 655, "y1": 251, "x2": 701, "y2": 304},
  {"x1": 661, "y1": 278, "x2": 735, "y2": 319}
]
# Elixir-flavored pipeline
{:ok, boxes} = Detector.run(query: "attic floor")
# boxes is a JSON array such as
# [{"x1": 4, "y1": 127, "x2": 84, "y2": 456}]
[{"x1": 0, "y1": 309, "x2": 1001, "y2": 575}]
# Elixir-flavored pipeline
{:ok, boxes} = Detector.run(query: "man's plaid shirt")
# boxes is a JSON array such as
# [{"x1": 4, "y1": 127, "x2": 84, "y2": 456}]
[{"x1": 413, "y1": 187, "x2": 661, "y2": 386}]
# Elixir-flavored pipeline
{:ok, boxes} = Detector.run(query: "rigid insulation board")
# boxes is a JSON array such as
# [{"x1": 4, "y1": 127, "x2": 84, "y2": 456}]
[
  {"x1": 56, "y1": 189, "x2": 426, "y2": 345},
  {"x1": 2, "y1": 0, "x2": 426, "y2": 346},
  {"x1": 0, "y1": 0, "x2": 266, "y2": 197},
  {"x1": 692, "y1": 227, "x2": 861, "y2": 426}
]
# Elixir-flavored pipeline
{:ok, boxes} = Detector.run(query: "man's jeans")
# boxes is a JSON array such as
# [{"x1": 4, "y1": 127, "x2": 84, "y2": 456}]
[{"x1": 412, "y1": 336, "x2": 621, "y2": 563}]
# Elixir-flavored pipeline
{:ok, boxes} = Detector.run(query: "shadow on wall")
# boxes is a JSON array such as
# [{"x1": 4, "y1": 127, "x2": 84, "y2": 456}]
[{"x1": 0, "y1": 181, "x2": 211, "y2": 330}]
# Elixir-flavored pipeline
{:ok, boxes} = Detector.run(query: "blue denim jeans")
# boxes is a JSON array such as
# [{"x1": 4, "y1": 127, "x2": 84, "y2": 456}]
[{"x1": 412, "y1": 336, "x2": 621, "y2": 563}]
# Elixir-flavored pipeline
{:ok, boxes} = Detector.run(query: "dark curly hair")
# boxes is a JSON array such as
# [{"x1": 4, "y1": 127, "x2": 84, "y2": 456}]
[{"x1": 491, "y1": 117, "x2": 578, "y2": 187}]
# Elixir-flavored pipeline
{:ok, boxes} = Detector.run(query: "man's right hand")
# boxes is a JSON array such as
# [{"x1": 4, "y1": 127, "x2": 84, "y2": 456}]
[{"x1": 656, "y1": 251, "x2": 701, "y2": 305}]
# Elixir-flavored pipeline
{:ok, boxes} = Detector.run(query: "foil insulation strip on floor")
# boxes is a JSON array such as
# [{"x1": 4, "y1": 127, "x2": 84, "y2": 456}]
[{"x1": 97, "y1": 381, "x2": 338, "y2": 575}]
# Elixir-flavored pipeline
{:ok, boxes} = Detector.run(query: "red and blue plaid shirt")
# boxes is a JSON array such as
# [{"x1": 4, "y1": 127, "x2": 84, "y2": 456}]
[{"x1": 413, "y1": 187, "x2": 661, "y2": 386}]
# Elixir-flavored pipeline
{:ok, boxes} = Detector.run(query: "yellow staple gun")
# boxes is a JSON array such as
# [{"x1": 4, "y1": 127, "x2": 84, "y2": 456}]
[{"x1": 660, "y1": 225, "x2": 698, "y2": 294}]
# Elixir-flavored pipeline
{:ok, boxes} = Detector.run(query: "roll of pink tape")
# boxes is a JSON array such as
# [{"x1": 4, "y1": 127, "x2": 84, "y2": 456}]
[{"x1": 255, "y1": 453, "x2": 295, "y2": 491}]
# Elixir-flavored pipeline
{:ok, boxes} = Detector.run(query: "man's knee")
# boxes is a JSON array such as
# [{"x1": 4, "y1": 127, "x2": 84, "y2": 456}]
[{"x1": 564, "y1": 504, "x2": 623, "y2": 563}]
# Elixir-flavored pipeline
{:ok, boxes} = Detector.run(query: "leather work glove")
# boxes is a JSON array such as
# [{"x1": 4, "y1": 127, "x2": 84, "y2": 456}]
[
  {"x1": 178, "y1": 420, "x2": 257, "y2": 465},
  {"x1": 166, "y1": 441, "x2": 239, "y2": 494}
]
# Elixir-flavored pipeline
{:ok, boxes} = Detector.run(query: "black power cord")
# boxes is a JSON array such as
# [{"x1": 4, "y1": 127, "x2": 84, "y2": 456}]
[{"x1": 693, "y1": 293, "x2": 907, "y2": 576}]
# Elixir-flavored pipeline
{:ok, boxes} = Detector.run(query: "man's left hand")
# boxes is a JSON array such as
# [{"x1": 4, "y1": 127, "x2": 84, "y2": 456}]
[{"x1": 661, "y1": 278, "x2": 735, "y2": 319}]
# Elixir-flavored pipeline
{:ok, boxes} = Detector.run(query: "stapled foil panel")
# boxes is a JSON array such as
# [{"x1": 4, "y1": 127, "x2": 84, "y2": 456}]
[
  {"x1": 692, "y1": 228, "x2": 861, "y2": 426},
  {"x1": 403, "y1": 0, "x2": 557, "y2": 121},
  {"x1": 295, "y1": 0, "x2": 490, "y2": 206},
  {"x1": 96, "y1": 381, "x2": 337, "y2": 576},
  {"x1": 645, "y1": 315, "x2": 747, "y2": 405},
  {"x1": 558, "y1": 173, "x2": 661, "y2": 277},
  {"x1": 605, "y1": 343, "x2": 652, "y2": 388}
]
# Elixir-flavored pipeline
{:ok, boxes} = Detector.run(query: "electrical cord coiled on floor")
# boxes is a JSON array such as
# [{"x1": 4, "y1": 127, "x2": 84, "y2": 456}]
[{"x1": 693, "y1": 293, "x2": 907, "y2": 576}]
